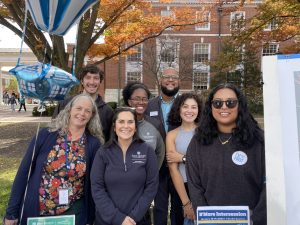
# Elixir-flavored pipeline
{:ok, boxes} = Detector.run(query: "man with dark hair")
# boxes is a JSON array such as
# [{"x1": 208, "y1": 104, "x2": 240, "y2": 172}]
[
  {"x1": 145, "y1": 67, "x2": 181, "y2": 225},
  {"x1": 52, "y1": 64, "x2": 114, "y2": 142}
]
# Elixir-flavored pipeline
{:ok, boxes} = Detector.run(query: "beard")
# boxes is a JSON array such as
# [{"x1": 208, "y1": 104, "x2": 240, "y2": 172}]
[{"x1": 161, "y1": 85, "x2": 179, "y2": 97}]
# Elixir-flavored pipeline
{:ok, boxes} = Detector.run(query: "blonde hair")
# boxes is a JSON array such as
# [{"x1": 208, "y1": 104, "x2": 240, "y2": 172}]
[{"x1": 49, "y1": 94, "x2": 104, "y2": 144}]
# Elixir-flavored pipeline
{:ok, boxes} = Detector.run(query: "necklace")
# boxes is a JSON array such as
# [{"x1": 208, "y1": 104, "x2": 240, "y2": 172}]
[{"x1": 218, "y1": 134, "x2": 232, "y2": 145}]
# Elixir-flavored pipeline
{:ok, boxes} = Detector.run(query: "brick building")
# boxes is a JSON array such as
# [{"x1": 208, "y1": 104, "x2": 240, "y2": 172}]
[{"x1": 102, "y1": 0, "x2": 289, "y2": 102}]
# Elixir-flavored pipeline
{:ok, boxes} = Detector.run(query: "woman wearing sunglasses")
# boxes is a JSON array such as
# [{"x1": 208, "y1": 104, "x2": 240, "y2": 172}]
[{"x1": 186, "y1": 83, "x2": 266, "y2": 225}]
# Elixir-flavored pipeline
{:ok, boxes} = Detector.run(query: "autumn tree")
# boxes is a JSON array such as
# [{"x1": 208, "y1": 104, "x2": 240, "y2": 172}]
[
  {"x1": 210, "y1": 38, "x2": 263, "y2": 114},
  {"x1": 234, "y1": 0, "x2": 300, "y2": 53},
  {"x1": 0, "y1": 0, "x2": 212, "y2": 76}
]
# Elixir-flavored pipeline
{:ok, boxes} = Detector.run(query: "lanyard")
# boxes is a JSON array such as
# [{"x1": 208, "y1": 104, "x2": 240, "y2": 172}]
[{"x1": 64, "y1": 134, "x2": 84, "y2": 170}]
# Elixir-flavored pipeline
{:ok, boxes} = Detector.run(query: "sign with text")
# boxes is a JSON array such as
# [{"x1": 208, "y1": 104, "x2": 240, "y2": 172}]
[
  {"x1": 197, "y1": 206, "x2": 250, "y2": 225},
  {"x1": 27, "y1": 215, "x2": 75, "y2": 225}
]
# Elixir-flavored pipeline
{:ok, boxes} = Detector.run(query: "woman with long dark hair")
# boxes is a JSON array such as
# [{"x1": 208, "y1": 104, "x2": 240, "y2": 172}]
[
  {"x1": 166, "y1": 93, "x2": 202, "y2": 224},
  {"x1": 91, "y1": 107, "x2": 159, "y2": 225},
  {"x1": 186, "y1": 83, "x2": 266, "y2": 225}
]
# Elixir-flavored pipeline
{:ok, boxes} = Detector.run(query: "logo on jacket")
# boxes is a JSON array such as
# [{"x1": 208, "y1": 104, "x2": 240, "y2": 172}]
[{"x1": 132, "y1": 151, "x2": 146, "y2": 164}]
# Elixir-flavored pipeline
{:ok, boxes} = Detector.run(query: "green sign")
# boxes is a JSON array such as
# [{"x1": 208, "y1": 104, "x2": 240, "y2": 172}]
[{"x1": 27, "y1": 215, "x2": 75, "y2": 225}]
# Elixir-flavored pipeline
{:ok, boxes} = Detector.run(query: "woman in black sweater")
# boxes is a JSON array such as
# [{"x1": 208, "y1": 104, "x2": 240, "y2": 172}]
[{"x1": 186, "y1": 83, "x2": 266, "y2": 225}]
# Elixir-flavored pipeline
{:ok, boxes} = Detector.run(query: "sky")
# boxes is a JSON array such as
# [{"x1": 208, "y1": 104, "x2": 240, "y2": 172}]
[{"x1": 0, "y1": 24, "x2": 77, "y2": 49}]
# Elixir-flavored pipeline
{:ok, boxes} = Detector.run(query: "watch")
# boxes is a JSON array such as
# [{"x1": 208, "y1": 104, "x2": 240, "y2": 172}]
[{"x1": 182, "y1": 155, "x2": 186, "y2": 164}]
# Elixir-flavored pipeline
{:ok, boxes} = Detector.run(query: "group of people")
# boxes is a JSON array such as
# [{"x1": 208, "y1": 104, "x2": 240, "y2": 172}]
[
  {"x1": 2, "y1": 91, "x2": 26, "y2": 112},
  {"x1": 4, "y1": 64, "x2": 266, "y2": 225}
]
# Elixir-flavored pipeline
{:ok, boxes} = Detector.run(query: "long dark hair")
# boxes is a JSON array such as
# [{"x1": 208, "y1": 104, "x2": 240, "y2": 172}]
[
  {"x1": 105, "y1": 107, "x2": 143, "y2": 147},
  {"x1": 195, "y1": 83, "x2": 263, "y2": 147},
  {"x1": 122, "y1": 82, "x2": 151, "y2": 106},
  {"x1": 168, "y1": 93, "x2": 202, "y2": 127}
]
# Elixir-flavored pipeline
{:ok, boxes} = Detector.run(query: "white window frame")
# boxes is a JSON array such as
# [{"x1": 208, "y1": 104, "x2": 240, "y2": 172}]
[
  {"x1": 126, "y1": 71, "x2": 142, "y2": 83},
  {"x1": 126, "y1": 45, "x2": 142, "y2": 62},
  {"x1": 230, "y1": 11, "x2": 246, "y2": 31},
  {"x1": 157, "y1": 38, "x2": 180, "y2": 65},
  {"x1": 264, "y1": 18, "x2": 278, "y2": 31},
  {"x1": 193, "y1": 43, "x2": 210, "y2": 64},
  {"x1": 195, "y1": 11, "x2": 211, "y2": 31},
  {"x1": 193, "y1": 71, "x2": 209, "y2": 90},
  {"x1": 262, "y1": 43, "x2": 279, "y2": 56}
]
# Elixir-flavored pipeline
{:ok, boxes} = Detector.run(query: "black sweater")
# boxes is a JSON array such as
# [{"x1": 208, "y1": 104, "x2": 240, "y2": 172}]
[{"x1": 186, "y1": 135, "x2": 266, "y2": 225}]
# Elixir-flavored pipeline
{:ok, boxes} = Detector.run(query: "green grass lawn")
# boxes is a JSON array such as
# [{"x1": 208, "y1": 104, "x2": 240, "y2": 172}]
[{"x1": 0, "y1": 156, "x2": 21, "y2": 219}]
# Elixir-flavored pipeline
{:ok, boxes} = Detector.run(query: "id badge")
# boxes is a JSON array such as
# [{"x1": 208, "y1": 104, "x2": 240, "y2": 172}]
[{"x1": 58, "y1": 188, "x2": 69, "y2": 205}]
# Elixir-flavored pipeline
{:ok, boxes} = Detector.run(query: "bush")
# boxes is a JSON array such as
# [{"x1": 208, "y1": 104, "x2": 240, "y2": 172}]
[
  {"x1": 32, "y1": 104, "x2": 56, "y2": 117},
  {"x1": 107, "y1": 101, "x2": 117, "y2": 110}
]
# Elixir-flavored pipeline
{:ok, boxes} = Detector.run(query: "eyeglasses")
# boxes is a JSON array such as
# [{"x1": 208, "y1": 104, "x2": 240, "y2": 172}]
[
  {"x1": 130, "y1": 97, "x2": 149, "y2": 103},
  {"x1": 211, "y1": 99, "x2": 238, "y2": 109},
  {"x1": 161, "y1": 75, "x2": 179, "y2": 80}
]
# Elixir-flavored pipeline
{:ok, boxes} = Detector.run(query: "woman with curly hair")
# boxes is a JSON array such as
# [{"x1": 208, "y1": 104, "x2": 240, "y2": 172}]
[
  {"x1": 166, "y1": 93, "x2": 202, "y2": 224},
  {"x1": 186, "y1": 83, "x2": 266, "y2": 225},
  {"x1": 4, "y1": 94, "x2": 103, "y2": 225}
]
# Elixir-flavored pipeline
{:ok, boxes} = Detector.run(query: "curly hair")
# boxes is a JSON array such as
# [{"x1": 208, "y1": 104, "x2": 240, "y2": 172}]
[
  {"x1": 168, "y1": 93, "x2": 202, "y2": 127},
  {"x1": 195, "y1": 83, "x2": 263, "y2": 147},
  {"x1": 105, "y1": 107, "x2": 143, "y2": 147},
  {"x1": 122, "y1": 81, "x2": 151, "y2": 106},
  {"x1": 79, "y1": 64, "x2": 104, "y2": 83},
  {"x1": 49, "y1": 94, "x2": 104, "y2": 144}
]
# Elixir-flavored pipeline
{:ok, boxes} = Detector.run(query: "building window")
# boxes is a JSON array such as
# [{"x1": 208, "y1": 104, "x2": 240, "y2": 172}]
[
  {"x1": 127, "y1": 45, "x2": 142, "y2": 62},
  {"x1": 160, "y1": 41, "x2": 179, "y2": 63},
  {"x1": 127, "y1": 72, "x2": 141, "y2": 83},
  {"x1": 264, "y1": 18, "x2": 278, "y2": 31},
  {"x1": 262, "y1": 43, "x2": 279, "y2": 56},
  {"x1": 193, "y1": 71, "x2": 208, "y2": 90},
  {"x1": 193, "y1": 43, "x2": 210, "y2": 63},
  {"x1": 230, "y1": 11, "x2": 245, "y2": 31},
  {"x1": 195, "y1": 11, "x2": 210, "y2": 31},
  {"x1": 161, "y1": 10, "x2": 174, "y2": 30}
]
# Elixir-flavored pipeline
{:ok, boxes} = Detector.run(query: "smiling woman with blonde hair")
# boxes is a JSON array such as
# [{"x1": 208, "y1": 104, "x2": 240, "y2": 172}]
[{"x1": 4, "y1": 94, "x2": 103, "y2": 225}]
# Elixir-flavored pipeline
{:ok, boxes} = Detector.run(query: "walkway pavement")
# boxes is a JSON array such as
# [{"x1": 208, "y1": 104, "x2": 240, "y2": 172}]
[{"x1": 0, "y1": 104, "x2": 51, "y2": 123}]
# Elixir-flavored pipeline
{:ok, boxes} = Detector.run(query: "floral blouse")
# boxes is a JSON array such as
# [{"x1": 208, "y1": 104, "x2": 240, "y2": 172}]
[{"x1": 39, "y1": 133, "x2": 86, "y2": 215}]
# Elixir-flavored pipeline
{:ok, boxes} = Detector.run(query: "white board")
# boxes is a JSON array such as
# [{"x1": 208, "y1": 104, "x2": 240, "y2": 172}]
[{"x1": 262, "y1": 54, "x2": 300, "y2": 225}]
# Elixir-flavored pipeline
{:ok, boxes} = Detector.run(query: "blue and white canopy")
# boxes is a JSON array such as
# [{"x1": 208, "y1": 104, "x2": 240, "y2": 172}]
[{"x1": 26, "y1": 0, "x2": 98, "y2": 36}]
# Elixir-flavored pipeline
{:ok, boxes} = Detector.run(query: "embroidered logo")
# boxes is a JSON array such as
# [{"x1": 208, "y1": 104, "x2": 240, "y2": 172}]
[{"x1": 132, "y1": 151, "x2": 146, "y2": 164}]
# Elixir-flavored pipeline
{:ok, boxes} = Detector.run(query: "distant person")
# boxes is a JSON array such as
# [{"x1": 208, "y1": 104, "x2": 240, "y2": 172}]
[
  {"x1": 186, "y1": 83, "x2": 266, "y2": 225},
  {"x1": 3, "y1": 91, "x2": 9, "y2": 105},
  {"x1": 166, "y1": 93, "x2": 202, "y2": 224},
  {"x1": 53, "y1": 64, "x2": 114, "y2": 142},
  {"x1": 4, "y1": 94, "x2": 103, "y2": 225},
  {"x1": 18, "y1": 95, "x2": 26, "y2": 112},
  {"x1": 144, "y1": 67, "x2": 181, "y2": 225},
  {"x1": 9, "y1": 92, "x2": 17, "y2": 112},
  {"x1": 91, "y1": 107, "x2": 159, "y2": 225}
]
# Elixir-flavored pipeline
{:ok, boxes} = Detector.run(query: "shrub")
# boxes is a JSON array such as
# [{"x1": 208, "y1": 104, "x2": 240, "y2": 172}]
[{"x1": 32, "y1": 104, "x2": 56, "y2": 117}]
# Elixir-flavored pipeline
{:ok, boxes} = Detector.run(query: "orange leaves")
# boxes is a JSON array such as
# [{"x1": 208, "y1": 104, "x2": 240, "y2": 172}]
[{"x1": 87, "y1": 0, "x2": 214, "y2": 61}]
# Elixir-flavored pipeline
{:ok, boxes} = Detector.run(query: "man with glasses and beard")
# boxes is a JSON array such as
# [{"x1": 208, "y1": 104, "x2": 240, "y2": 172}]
[{"x1": 145, "y1": 67, "x2": 181, "y2": 225}]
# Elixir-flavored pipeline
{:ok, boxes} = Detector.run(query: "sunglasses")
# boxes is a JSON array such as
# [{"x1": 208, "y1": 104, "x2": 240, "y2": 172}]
[{"x1": 211, "y1": 99, "x2": 238, "y2": 109}]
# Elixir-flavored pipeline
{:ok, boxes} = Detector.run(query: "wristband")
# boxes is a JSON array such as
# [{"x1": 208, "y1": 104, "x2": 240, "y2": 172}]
[{"x1": 182, "y1": 200, "x2": 191, "y2": 208}]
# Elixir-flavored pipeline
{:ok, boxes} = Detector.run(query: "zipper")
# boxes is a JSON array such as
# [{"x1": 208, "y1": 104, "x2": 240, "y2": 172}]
[{"x1": 123, "y1": 156, "x2": 127, "y2": 172}]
